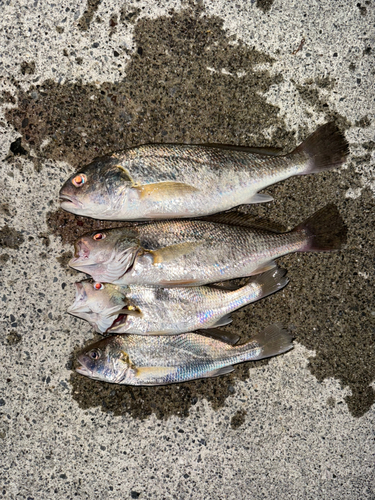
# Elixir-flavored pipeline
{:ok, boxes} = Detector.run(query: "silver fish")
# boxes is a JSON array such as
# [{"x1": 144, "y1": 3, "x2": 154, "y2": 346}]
[
  {"x1": 75, "y1": 325, "x2": 294, "y2": 385},
  {"x1": 69, "y1": 205, "x2": 347, "y2": 286},
  {"x1": 68, "y1": 268, "x2": 289, "y2": 334},
  {"x1": 60, "y1": 123, "x2": 349, "y2": 220}
]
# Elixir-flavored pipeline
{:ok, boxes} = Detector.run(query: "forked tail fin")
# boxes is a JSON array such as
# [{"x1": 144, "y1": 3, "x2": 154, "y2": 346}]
[
  {"x1": 293, "y1": 122, "x2": 349, "y2": 175},
  {"x1": 295, "y1": 203, "x2": 347, "y2": 252},
  {"x1": 237, "y1": 324, "x2": 294, "y2": 361}
]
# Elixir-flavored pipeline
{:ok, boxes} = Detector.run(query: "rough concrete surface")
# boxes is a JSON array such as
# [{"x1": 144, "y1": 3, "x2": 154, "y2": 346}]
[{"x1": 0, "y1": 0, "x2": 374, "y2": 498}]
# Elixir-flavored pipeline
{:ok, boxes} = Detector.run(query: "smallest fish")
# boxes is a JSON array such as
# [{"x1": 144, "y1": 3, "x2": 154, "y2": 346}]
[
  {"x1": 76, "y1": 325, "x2": 294, "y2": 385},
  {"x1": 67, "y1": 268, "x2": 289, "y2": 335}
]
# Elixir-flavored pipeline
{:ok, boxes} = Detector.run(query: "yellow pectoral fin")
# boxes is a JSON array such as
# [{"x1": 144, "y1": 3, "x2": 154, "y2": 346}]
[
  {"x1": 135, "y1": 181, "x2": 199, "y2": 201},
  {"x1": 135, "y1": 366, "x2": 174, "y2": 380},
  {"x1": 150, "y1": 241, "x2": 203, "y2": 264}
]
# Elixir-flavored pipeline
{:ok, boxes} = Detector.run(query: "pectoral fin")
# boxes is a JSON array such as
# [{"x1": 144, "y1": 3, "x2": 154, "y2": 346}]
[
  {"x1": 203, "y1": 366, "x2": 234, "y2": 378},
  {"x1": 135, "y1": 366, "x2": 174, "y2": 381},
  {"x1": 135, "y1": 181, "x2": 199, "y2": 201},
  {"x1": 150, "y1": 241, "x2": 203, "y2": 264}
]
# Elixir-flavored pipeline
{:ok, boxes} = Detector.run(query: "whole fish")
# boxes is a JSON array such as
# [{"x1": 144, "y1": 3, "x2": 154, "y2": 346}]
[
  {"x1": 69, "y1": 204, "x2": 347, "y2": 286},
  {"x1": 60, "y1": 123, "x2": 348, "y2": 220},
  {"x1": 67, "y1": 267, "x2": 289, "y2": 334},
  {"x1": 75, "y1": 325, "x2": 293, "y2": 385}
]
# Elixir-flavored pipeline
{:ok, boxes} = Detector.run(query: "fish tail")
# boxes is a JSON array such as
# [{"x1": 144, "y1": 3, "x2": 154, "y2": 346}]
[
  {"x1": 236, "y1": 324, "x2": 293, "y2": 361},
  {"x1": 248, "y1": 267, "x2": 289, "y2": 300},
  {"x1": 293, "y1": 122, "x2": 349, "y2": 174},
  {"x1": 295, "y1": 203, "x2": 347, "y2": 252}
]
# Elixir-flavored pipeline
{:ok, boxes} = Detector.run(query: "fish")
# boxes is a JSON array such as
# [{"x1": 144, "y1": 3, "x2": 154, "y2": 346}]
[
  {"x1": 69, "y1": 204, "x2": 347, "y2": 286},
  {"x1": 75, "y1": 324, "x2": 294, "y2": 385},
  {"x1": 59, "y1": 123, "x2": 349, "y2": 220},
  {"x1": 67, "y1": 267, "x2": 289, "y2": 335}
]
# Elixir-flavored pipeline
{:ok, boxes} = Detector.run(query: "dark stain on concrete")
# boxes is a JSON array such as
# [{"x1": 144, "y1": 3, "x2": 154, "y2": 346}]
[
  {"x1": 230, "y1": 409, "x2": 247, "y2": 429},
  {"x1": 4, "y1": 6, "x2": 375, "y2": 419},
  {"x1": 20, "y1": 61, "x2": 35, "y2": 76},
  {"x1": 5, "y1": 5, "x2": 293, "y2": 171},
  {"x1": 77, "y1": 0, "x2": 102, "y2": 31},
  {"x1": 6, "y1": 331, "x2": 22, "y2": 346},
  {"x1": 256, "y1": 0, "x2": 275, "y2": 13},
  {"x1": 0, "y1": 225, "x2": 25, "y2": 249},
  {"x1": 295, "y1": 81, "x2": 352, "y2": 131},
  {"x1": 47, "y1": 209, "x2": 126, "y2": 246}
]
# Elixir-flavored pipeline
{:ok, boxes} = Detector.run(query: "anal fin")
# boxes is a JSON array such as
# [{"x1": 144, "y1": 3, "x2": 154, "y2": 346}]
[
  {"x1": 210, "y1": 314, "x2": 233, "y2": 328},
  {"x1": 247, "y1": 193, "x2": 274, "y2": 204},
  {"x1": 251, "y1": 260, "x2": 277, "y2": 275},
  {"x1": 203, "y1": 365, "x2": 234, "y2": 378}
]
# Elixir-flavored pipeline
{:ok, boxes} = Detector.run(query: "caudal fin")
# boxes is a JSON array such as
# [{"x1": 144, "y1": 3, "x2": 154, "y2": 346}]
[
  {"x1": 250, "y1": 324, "x2": 294, "y2": 360},
  {"x1": 293, "y1": 122, "x2": 349, "y2": 174},
  {"x1": 295, "y1": 203, "x2": 347, "y2": 252},
  {"x1": 251, "y1": 267, "x2": 289, "y2": 299}
]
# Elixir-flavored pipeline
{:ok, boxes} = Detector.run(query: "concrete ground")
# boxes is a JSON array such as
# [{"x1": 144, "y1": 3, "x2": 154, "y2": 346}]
[{"x1": 1, "y1": 0, "x2": 374, "y2": 498}]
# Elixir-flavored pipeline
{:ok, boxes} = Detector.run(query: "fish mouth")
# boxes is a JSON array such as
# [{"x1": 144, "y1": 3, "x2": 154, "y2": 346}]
[
  {"x1": 75, "y1": 357, "x2": 92, "y2": 377},
  {"x1": 67, "y1": 282, "x2": 88, "y2": 314},
  {"x1": 69, "y1": 241, "x2": 96, "y2": 268},
  {"x1": 107, "y1": 314, "x2": 129, "y2": 333},
  {"x1": 59, "y1": 193, "x2": 83, "y2": 209}
]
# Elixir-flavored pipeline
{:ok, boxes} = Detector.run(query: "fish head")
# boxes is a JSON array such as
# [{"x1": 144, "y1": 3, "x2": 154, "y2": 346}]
[
  {"x1": 76, "y1": 336, "x2": 133, "y2": 383},
  {"x1": 68, "y1": 280, "x2": 129, "y2": 333},
  {"x1": 59, "y1": 157, "x2": 133, "y2": 219},
  {"x1": 69, "y1": 227, "x2": 140, "y2": 282}
]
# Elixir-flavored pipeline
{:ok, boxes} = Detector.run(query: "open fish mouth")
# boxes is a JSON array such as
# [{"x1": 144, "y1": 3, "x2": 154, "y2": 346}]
[
  {"x1": 107, "y1": 314, "x2": 128, "y2": 333},
  {"x1": 59, "y1": 194, "x2": 83, "y2": 208},
  {"x1": 75, "y1": 359, "x2": 92, "y2": 377}
]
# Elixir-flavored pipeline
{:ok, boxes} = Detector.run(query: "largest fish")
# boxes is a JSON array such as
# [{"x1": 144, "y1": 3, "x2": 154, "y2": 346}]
[
  {"x1": 59, "y1": 123, "x2": 349, "y2": 220},
  {"x1": 69, "y1": 205, "x2": 347, "y2": 286}
]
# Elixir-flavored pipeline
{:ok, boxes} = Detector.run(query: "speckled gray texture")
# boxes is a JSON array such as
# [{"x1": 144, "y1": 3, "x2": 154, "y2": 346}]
[{"x1": 0, "y1": 1, "x2": 374, "y2": 499}]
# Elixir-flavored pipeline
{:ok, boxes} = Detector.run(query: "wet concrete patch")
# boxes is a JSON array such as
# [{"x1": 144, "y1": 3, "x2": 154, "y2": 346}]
[
  {"x1": 77, "y1": 0, "x2": 103, "y2": 31},
  {"x1": 5, "y1": 5, "x2": 294, "y2": 171},
  {"x1": 0, "y1": 225, "x2": 25, "y2": 249}
]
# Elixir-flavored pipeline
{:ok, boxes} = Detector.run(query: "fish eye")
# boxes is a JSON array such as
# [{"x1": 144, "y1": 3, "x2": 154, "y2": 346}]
[
  {"x1": 72, "y1": 174, "x2": 87, "y2": 187},
  {"x1": 93, "y1": 233, "x2": 106, "y2": 241},
  {"x1": 88, "y1": 349, "x2": 101, "y2": 360},
  {"x1": 93, "y1": 282, "x2": 104, "y2": 290}
]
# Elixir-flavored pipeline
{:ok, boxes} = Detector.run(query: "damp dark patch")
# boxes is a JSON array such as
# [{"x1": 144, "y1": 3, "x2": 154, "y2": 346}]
[
  {"x1": 9, "y1": 137, "x2": 27, "y2": 156},
  {"x1": 6, "y1": 331, "x2": 22, "y2": 346},
  {"x1": 256, "y1": 0, "x2": 274, "y2": 13},
  {"x1": 47, "y1": 209, "x2": 127, "y2": 245},
  {"x1": 230, "y1": 409, "x2": 247, "y2": 429},
  {"x1": 77, "y1": 0, "x2": 102, "y2": 31},
  {"x1": 295, "y1": 82, "x2": 352, "y2": 131},
  {"x1": 120, "y1": 6, "x2": 141, "y2": 25},
  {"x1": 0, "y1": 254, "x2": 9, "y2": 265},
  {"x1": 0, "y1": 225, "x2": 25, "y2": 249},
  {"x1": 5, "y1": 5, "x2": 294, "y2": 171},
  {"x1": 20, "y1": 61, "x2": 35, "y2": 76},
  {"x1": 355, "y1": 116, "x2": 371, "y2": 128}
]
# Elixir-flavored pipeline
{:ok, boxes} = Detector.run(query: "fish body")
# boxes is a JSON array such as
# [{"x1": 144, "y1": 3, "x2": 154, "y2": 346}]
[
  {"x1": 60, "y1": 123, "x2": 349, "y2": 220},
  {"x1": 68, "y1": 268, "x2": 289, "y2": 334},
  {"x1": 76, "y1": 325, "x2": 294, "y2": 385},
  {"x1": 69, "y1": 205, "x2": 347, "y2": 286}
]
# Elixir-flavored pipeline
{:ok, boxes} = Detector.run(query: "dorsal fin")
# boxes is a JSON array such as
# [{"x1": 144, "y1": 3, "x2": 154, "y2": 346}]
[{"x1": 199, "y1": 211, "x2": 286, "y2": 233}]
